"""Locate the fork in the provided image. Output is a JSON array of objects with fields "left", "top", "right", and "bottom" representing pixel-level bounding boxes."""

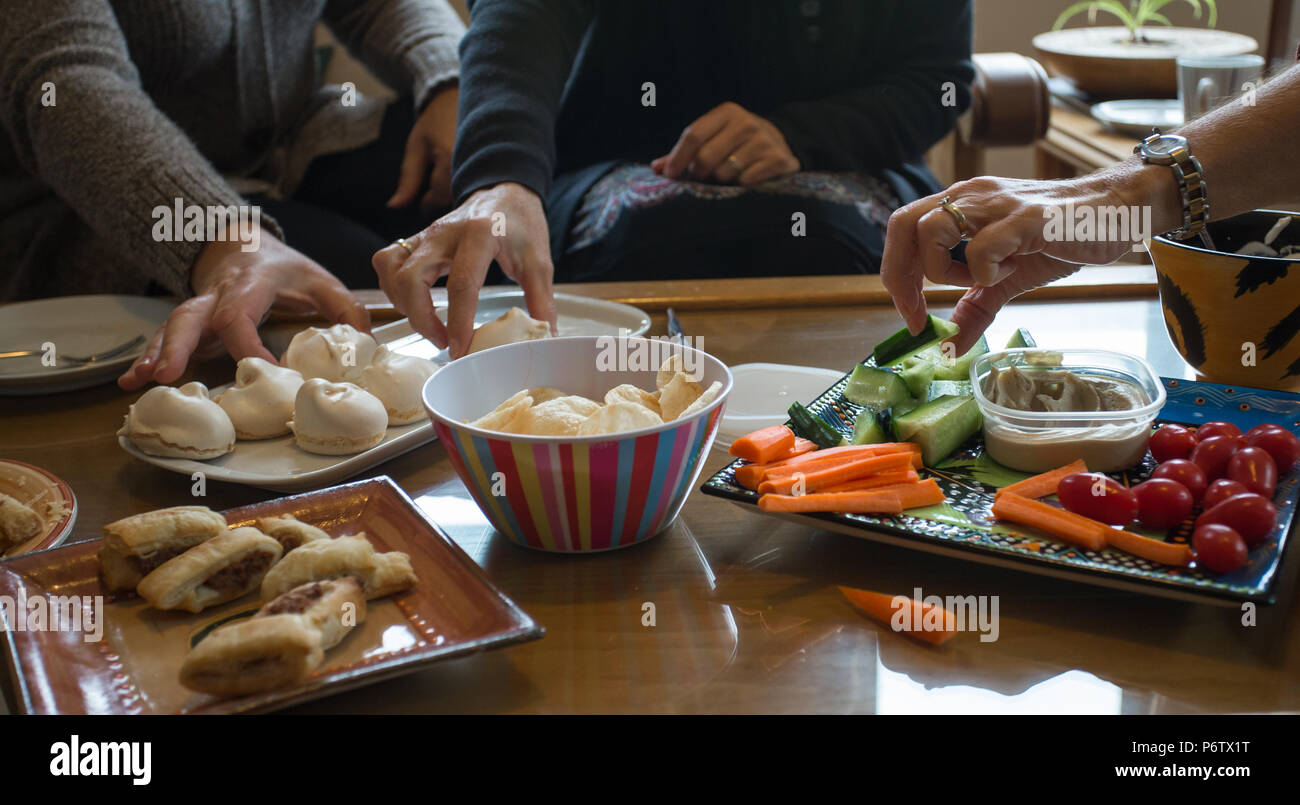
[{"left": 0, "top": 334, "right": 146, "bottom": 364}]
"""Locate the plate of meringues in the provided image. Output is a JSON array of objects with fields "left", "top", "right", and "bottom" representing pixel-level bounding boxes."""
[{"left": 116, "top": 293, "right": 651, "bottom": 492}]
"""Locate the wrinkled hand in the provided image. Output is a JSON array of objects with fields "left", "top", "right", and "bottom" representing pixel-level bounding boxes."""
[
  {"left": 880, "top": 175, "right": 1142, "bottom": 354},
  {"left": 118, "top": 235, "right": 369, "bottom": 390},
  {"left": 651, "top": 101, "right": 799, "bottom": 186},
  {"left": 387, "top": 86, "right": 459, "bottom": 214},
  {"left": 372, "top": 181, "right": 556, "bottom": 359}
]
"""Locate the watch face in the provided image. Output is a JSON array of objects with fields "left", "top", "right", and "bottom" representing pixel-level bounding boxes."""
[{"left": 1146, "top": 136, "right": 1185, "bottom": 156}]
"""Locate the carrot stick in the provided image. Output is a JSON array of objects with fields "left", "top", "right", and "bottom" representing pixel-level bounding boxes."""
[
  {"left": 868, "top": 478, "right": 947, "bottom": 510},
  {"left": 729, "top": 425, "right": 795, "bottom": 464},
  {"left": 790, "top": 437, "right": 818, "bottom": 455},
  {"left": 758, "top": 491, "right": 903, "bottom": 514},
  {"left": 995, "top": 458, "right": 1088, "bottom": 500},
  {"left": 820, "top": 469, "right": 918, "bottom": 493},
  {"left": 734, "top": 442, "right": 920, "bottom": 490},
  {"left": 991, "top": 492, "right": 1108, "bottom": 552},
  {"left": 757, "top": 453, "right": 915, "bottom": 495},
  {"left": 838, "top": 586, "right": 958, "bottom": 646},
  {"left": 733, "top": 440, "right": 818, "bottom": 489},
  {"left": 1106, "top": 529, "right": 1195, "bottom": 567},
  {"left": 762, "top": 444, "right": 919, "bottom": 480}
]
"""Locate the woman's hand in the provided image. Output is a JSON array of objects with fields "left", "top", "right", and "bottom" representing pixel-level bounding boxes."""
[
  {"left": 880, "top": 167, "right": 1177, "bottom": 354},
  {"left": 117, "top": 235, "right": 369, "bottom": 390},
  {"left": 651, "top": 102, "right": 800, "bottom": 186},
  {"left": 372, "top": 181, "right": 557, "bottom": 359},
  {"left": 387, "top": 85, "right": 459, "bottom": 214}
]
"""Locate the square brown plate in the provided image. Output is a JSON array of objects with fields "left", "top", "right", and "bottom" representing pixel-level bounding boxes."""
[{"left": 0, "top": 476, "right": 543, "bottom": 714}]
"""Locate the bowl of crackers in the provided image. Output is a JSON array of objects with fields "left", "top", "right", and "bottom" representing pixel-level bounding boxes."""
[{"left": 422, "top": 335, "right": 732, "bottom": 552}]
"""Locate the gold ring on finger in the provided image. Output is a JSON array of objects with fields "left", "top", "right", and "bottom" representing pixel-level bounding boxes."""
[
  {"left": 395, "top": 237, "right": 415, "bottom": 255},
  {"left": 726, "top": 154, "right": 745, "bottom": 174},
  {"left": 938, "top": 196, "right": 973, "bottom": 241}
]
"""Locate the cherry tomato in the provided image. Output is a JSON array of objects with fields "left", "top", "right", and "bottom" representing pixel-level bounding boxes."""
[
  {"left": 1243, "top": 424, "right": 1300, "bottom": 474},
  {"left": 1131, "top": 479, "right": 1194, "bottom": 530},
  {"left": 1203, "top": 479, "right": 1249, "bottom": 509},
  {"left": 1057, "top": 472, "right": 1139, "bottom": 525},
  {"left": 1190, "top": 435, "right": 1240, "bottom": 480},
  {"left": 1150, "top": 459, "right": 1208, "bottom": 501},
  {"left": 1149, "top": 424, "right": 1197, "bottom": 462},
  {"left": 1226, "top": 446, "right": 1278, "bottom": 498},
  {"left": 1194, "top": 421, "right": 1242, "bottom": 442},
  {"left": 1193, "top": 523, "right": 1249, "bottom": 573},
  {"left": 1196, "top": 493, "right": 1278, "bottom": 546}
]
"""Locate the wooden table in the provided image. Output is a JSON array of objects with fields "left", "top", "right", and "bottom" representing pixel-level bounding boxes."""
[{"left": 4, "top": 272, "right": 1299, "bottom": 715}]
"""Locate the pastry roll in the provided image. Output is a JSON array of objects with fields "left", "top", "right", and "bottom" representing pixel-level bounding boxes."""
[
  {"left": 0, "top": 493, "right": 43, "bottom": 551},
  {"left": 138, "top": 527, "right": 283, "bottom": 613},
  {"left": 98, "top": 505, "right": 228, "bottom": 592},
  {"left": 179, "top": 614, "right": 324, "bottom": 696},
  {"left": 255, "top": 515, "right": 331, "bottom": 553},
  {"left": 260, "top": 534, "right": 416, "bottom": 602},
  {"left": 257, "top": 577, "right": 366, "bottom": 650}
]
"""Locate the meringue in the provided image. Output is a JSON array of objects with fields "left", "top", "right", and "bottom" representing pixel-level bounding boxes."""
[
  {"left": 217, "top": 358, "right": 304, "bottom": 439},
  {"left": 119, "top": 382, "right": 236, "bottom": 460},
  {"left": 282, "top": 323, "right": 378, "bottom": 382},
  {"left": 467, "top": 307, "right": 551, "bottom": 354},
  {"left": 289, "top": 378, "right": 388, "bottom": 455},
  {"left": 358, "top": 345, "right": 437, "bottom": 425}
]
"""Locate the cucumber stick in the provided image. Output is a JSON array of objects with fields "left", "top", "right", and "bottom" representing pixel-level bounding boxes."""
[
  {"left": 787, "top": 402, "right": 845, "bottom": 449},
  {"left": 843, "top": 365, "right": 915, "bottom": 412},
  {"left": 872, "top": 315, "right": 960, "bottom": 367},
  {"left": 1005, "top": 328, "right": 1036, "bottom": 349},
  {"left": 891, "top": 395, "right": 982, "bottom": 466},
  {"left": 899, "top": 357, "right": 937, "bottom": 399},
  {"left": 850, "top": 408, "right": 892, "bottom": 445},
  {"left": 926, "top": 379, "right": 973, "bottom": 401}
]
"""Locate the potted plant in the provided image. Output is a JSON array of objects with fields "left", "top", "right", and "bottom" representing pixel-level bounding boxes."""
[{"left": 1033, "top": 0, "right": 1256, "bottom": 98}]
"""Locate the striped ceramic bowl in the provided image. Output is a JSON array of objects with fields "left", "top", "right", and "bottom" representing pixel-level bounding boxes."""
[{"left": 423, "top": 336, "right": 732, "bottom": 552}]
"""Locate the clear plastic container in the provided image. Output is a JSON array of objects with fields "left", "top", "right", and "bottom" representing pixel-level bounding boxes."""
[{"left": 970, "top": 349, "right": 1166, "bottom": 473}]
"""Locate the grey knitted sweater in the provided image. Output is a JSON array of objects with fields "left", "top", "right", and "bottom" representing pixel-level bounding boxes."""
[{"left": 0, "top": 0, "right": 464, "bottom": 300}]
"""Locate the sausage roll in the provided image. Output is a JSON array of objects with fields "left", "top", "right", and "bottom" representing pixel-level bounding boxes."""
[
  {"left": 255, "top": 514, "right": 331, "bottom": 553},
  {"left": 179, "top": 614, "right": 324, "bottom": 696},
  {"left": 259, "top": 534, "right": 416, "bottom": 602},
  {"left": 257, "top": 577, "right": 366, "bottom": 650},
  {"left": 0, "top": 493, "right": 43, "bottom": 551},
  {"left": 138, "top": 527, "right": 283, "bottom": 613},
  {"left": 98, "top": 505, "right": 228, "bottom": 592}
]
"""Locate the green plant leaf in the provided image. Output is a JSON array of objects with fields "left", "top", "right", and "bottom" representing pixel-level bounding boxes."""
[
  {"left": 1053, "top": 0, "right": 1137, "bottom": 31},
  {"left": 1141, "top": 10, "right": 1173, "bottom": 26},
  {"left": 1144, "top": 0, "right": 1217, "bottom": 27}
]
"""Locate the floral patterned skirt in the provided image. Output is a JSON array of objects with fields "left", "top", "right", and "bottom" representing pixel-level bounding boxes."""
[{"left": 559, "top": 163, "right": 902, "bottom": 282}]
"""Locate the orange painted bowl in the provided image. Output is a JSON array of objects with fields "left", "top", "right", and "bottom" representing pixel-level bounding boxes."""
[
  {"left": 422, "top": 336, "right": 732, "bottom": 552},
  {"left": 1150, "top": 209, "right": 1300, "bottom": 391}
]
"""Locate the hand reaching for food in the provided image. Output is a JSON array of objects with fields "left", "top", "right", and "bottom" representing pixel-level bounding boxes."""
[
  {"left": 117, "top": 234, "right": 370, "bottom": 391},
  {"left": 372, "top": 181, "right": 558, "bottom": 359},
  {"left": 880, "top": 168, "right": 1182, "bottom": 355},
  {"left": 650, "top": 101, "right": 800, "bottom": 186}
]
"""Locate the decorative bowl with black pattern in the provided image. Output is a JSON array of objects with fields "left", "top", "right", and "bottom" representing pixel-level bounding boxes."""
[{"left": 1150, "top": 209, "right": 1300, "bottom": 392}]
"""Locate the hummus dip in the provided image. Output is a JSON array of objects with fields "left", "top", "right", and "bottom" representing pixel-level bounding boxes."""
[{"left": 980, "top": 365, "right": 1152, "bottom": 472}]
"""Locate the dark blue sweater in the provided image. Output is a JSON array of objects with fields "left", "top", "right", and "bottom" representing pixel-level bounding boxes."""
[{"left": 452, "top": 0, "right": 974, "bottom": 254}]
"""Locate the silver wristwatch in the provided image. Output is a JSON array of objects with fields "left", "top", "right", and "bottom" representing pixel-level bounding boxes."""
[{"left": 1134, "top": 130, "right": 1209, "bottom": 241}]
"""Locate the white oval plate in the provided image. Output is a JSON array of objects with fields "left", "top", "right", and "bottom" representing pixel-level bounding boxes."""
[
  {"left": 0, "top": 459, "right": 78, "bottom": 557},
  {"left": 1090, "top": 99, "right": 1184, "bottom": 138},
  {"left": 0, "top": 295, "right": 173, "bottom": 396},
  {"left": 118, "top": 293, "right": 652, "bottom": 492},
  {"left": 715, "top": 362, "right": 845, "bottom": 451},
  {"left": 400, "top": 289, "right": 652, "bottom": 362}
]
